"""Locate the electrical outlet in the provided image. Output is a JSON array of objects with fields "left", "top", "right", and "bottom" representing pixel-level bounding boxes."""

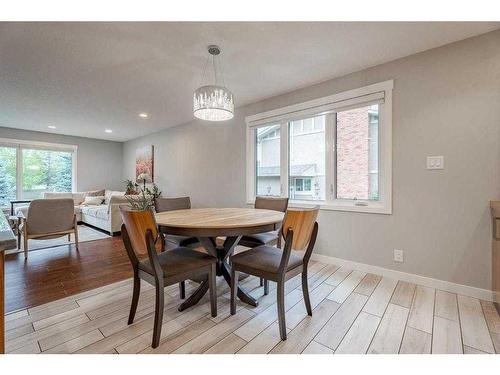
[
  {"left": 427, "top": 156, "right": 444, "bottom": 170},
  {"left": 394, "top": 249, "right": 404, "bottom": 263}
]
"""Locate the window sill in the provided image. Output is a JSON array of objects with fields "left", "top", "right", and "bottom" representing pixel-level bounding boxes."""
[{"left": 247, "top": 199, "right": 392, "bottom": 215}]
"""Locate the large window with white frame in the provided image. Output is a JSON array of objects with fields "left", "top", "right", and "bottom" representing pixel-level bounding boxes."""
[
  {"left": 246, "top": 80, "right": 393, "bottom": 214},
  {"left": 0, "top": 139, "right": 77, "bottom": 208}
]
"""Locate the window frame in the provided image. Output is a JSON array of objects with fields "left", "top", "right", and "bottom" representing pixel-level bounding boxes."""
[
  {"left": 0, "top": 138, "right": 78, "bottom": 204},
  {"left": 246, "top": 80, "right": 393, "bottom": 215}
]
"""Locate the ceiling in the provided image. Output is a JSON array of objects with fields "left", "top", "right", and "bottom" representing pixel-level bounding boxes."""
[{"left": 0, "top": 22, "right": 498, "bottom": 142}]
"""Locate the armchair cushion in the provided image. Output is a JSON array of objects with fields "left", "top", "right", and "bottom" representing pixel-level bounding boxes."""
[{"left": 81, "top": 205, "right": 109, "bottom": 220}]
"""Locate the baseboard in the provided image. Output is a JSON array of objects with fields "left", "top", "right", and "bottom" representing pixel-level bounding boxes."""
[{"left": 311, "top": 253, "right": 494, "bottom": 302}]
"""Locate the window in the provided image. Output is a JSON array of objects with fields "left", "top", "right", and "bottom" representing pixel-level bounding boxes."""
[
  {"left": 246, "top": 80, "right": 393, "bottom": 214},
  {"left": 21, "top": 148, "right": 74, "bottom": 200},
  {"left": 294, "top": 178, "right": 312, "bottom": 192},
  {"left": 289, "top": 115, "right": 325, "bottom": 201},
  {"left": 336, "top": 105, "right": 379, "bottom": 200},
  {"left": 0, "top": 147, "right": 17, "bottom": 208},
  {"left": 255, "top": 124, "right": 281, "bottom": 196},
  {"left": 0, "top": 139, "right": 77, "bottom": 208}
]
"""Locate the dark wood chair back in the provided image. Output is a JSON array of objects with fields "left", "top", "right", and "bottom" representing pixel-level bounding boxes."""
[
  {"left": 255, "top": 196, "right": 288, "bottom": 212},
  {"left": 154, "top": 197, "right": 191, "bottom": 213},
  {"left": 120, "top": 208, "right": 158, "bottom": 257}
]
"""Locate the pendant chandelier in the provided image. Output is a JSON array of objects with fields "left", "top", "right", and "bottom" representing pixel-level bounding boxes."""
[{"left": 193, "top": 45, "right": 234, "bottom": 122}]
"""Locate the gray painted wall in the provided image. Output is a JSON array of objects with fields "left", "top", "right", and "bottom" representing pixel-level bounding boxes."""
[
  {"left": 0, "top": 127, "right": 124, "bottom": 191},
  {"left": 123, "top": 30, "right": 500, "bottom": 290}
]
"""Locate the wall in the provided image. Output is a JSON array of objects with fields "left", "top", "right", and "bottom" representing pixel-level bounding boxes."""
[
  {"left": 0, "top": 127, "right": 123, "bottom": 191},
  {"left": 123, "top": 30, "right": 500, "bottom": 290}
]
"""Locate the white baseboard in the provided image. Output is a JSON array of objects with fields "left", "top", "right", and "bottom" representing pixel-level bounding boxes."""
[{"left": 311, "top": 253, "right": 494, "bottom": 302}]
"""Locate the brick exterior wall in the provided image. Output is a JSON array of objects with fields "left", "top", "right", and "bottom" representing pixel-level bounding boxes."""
[
  {"left": 336, "top": 107, "right": 370, "bottom": 200},
  {"left": 257, "top": 107, "right": 376, "bottom": 201}
]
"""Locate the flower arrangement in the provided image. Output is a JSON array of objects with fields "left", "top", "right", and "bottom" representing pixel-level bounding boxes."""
[{"left": 125, "top": 183, "right": 162, "bottom": 211}]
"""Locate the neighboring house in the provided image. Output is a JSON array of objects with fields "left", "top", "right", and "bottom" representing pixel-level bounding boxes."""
[{"left": 256, "top": 106, "right": 379, "bottom": 201}]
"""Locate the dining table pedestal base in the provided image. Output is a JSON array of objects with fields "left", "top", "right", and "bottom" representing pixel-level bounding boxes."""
[{"left": 178, "top": 236, "right": 258, "bottom": 311}]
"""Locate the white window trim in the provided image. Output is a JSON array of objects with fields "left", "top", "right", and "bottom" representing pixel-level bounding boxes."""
[
  {"left": 245, "top": 80, "right": 393, "bottom": 215},
  {"left": 0, "top": 137, "right": 78, "bottom": 197}
]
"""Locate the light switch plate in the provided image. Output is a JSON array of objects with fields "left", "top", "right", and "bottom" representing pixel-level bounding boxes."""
[{"left": 427, "top": 156, "right": 444, "bottom": 170}]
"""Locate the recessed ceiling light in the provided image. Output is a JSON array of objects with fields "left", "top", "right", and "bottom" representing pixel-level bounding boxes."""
[
  {"left": 105, "top": 129, "right": 113, "bottom": 133},
  {"left": 139, "top": 113, "right": 148, "bottom": 119},
  {"left": 48, "top": 125, "right": 56, "bottom": 129}
]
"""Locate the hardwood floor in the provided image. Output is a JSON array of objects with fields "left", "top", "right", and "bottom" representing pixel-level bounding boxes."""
[
  {"left": 5, "top": 236, "right": 132, "bottom": 313},
  {"left": 4, "top": 257, "right": 500, "bottom": 354}
]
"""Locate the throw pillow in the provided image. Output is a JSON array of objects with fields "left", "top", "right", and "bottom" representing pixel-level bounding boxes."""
[
  {"left": 86, "top": 189, "right": 106, "bottom": 197},
  {"left": 83, "top": 196, "right": 105, "bottom": 206}
]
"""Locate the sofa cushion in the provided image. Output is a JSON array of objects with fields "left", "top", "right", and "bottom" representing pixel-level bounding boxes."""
[
  {"left": 81, "top": 205, "right": 109, "bottom": 220},
  {"left": 43, "top": 192, "right": 86, "bottom": 205},
  {"left": 104, "top": 190, "right": 125, "bottom": 205},
  {"left": 44, "top": 192, "right": 73, "bottom": 199}
]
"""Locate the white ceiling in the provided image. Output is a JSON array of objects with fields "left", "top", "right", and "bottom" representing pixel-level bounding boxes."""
[{"left": 0, "top": 22, "right": 498, "bottom": 142}]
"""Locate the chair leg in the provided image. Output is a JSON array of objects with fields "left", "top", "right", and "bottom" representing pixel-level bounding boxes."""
[
  {"left": 259, "top": 277, "right": 264, "bottom": 287},
  {"left": 128, "top": 274, "right": 141, "bottom": 324},
  {"left": 209, "top": 264, "right": 217, "bottom": 318},
  {"left": 74, "top": 227, "right": 79, "bottom": 251},
  {"left": 23, "top": 234, "right": 28, "bottom": 259},
  {"left": 277, "top": 280, "right": 287, "bottom": 340},
  {"left": 264, "top": 279, "right": 269, "bottom": 295},
  {"left": 302, "top": 270, "right": 312, "bottom": 316},
  {"left": 67, "top": 233, "right": 71, "bottom": 241},
  {"left": 179, "top": 281, "right": 186, "bottom": 299},
  {"left": 230, "top": 268, "right": 239, "bottom": 315},
  {"left": 152, "top": 280, "right": 164, "bottom": 348}
]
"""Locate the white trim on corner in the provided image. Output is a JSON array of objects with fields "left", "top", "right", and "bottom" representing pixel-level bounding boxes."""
[{"left": 311, "top": 252, "right": 494, "bottom": 302}]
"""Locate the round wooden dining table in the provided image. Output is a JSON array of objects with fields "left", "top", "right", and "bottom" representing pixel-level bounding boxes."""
[{"left": 155, "top": 207, "right": 285, "bottom": 311}]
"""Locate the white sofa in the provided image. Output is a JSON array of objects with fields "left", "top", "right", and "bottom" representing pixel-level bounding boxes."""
[{"left": 16, "top": 190, "right": 138, "bottom": 235}]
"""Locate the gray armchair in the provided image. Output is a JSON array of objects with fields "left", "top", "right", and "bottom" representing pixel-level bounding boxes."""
[{"left": 19, "top": 198, "right": 78, "bottom": 258}]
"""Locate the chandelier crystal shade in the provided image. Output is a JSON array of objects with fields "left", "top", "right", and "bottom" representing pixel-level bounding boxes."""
[
  {"left": 193, "top": 85, "right": 234, "bottom": 121},
  {"left": 193, "top": 45, "right": 234, "bottom": 122}
]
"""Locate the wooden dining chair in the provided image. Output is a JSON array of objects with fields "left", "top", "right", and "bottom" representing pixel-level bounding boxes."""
[
  {"left": 238, "top": 196, "right": 289, "bottom": 295},
  {"left": 120, "top": 208, "right": 217, "bottom": 348},
  {"left": 230, "top": 206, "right": 319, "bottom": 341},
  {"left": 154, "top": 196, "right": 200, "bottom": 299}
]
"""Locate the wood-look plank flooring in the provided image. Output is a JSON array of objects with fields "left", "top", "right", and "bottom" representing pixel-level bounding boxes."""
[
  {"left": 5, "top": 255, "right": 500, "bottom": 354},
  {"left": 4, "top": 236, "right": 132, "bottom": 313}
]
